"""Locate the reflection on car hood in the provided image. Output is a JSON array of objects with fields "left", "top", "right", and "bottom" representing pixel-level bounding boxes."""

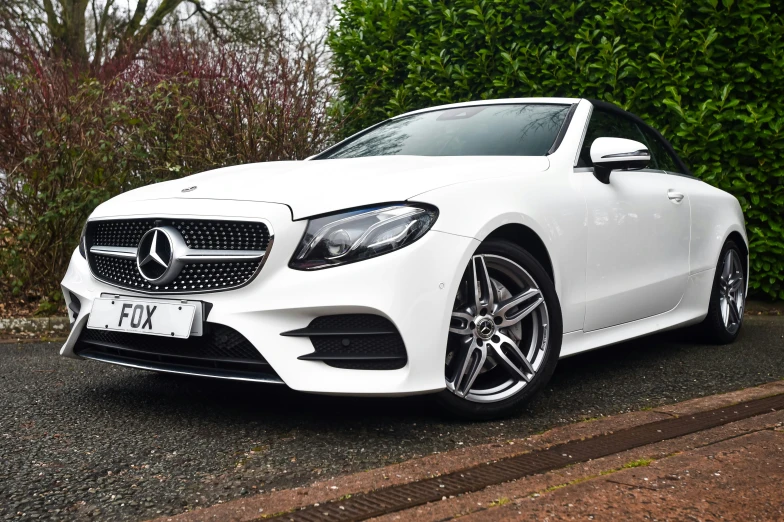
[{"left": 99, "top": 155, "right": 549, "bottom": 219}]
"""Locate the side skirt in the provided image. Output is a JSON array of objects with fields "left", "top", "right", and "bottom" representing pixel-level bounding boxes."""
[{"left": 560, "top": 268, "right": 714, "bottom": 358}]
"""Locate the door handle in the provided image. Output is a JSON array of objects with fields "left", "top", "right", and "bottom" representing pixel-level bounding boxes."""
[{"left": 667, "top": 190, "right": 685, "bottom": 203}]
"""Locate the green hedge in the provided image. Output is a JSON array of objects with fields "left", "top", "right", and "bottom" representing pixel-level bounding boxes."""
[{"left": 329, "top": 0, "right": 784, "bottom": 300}]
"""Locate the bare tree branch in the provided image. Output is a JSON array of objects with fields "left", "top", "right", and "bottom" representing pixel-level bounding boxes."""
[
  {"left": 41, "top": 0, "right": 60, "bottom": 30},
  {"left": 92, "top": 0, "right": 114, "bottom": 65},
  {"left": 184, "top": 0, "right": 226, "bottom": 39},
  {"left": 110, "top": 0, "right": 182, "bottom": 66},
  {"left": 1, "top": 0, "right": 336, "bottom": 78},
  {"left": 120, "top": 0, "right": 148, "bottom": 43}
]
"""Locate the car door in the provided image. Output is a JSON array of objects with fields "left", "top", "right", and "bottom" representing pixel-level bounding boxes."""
[{"left": 579, "top": 109, "right": 691, "bottom": 332}]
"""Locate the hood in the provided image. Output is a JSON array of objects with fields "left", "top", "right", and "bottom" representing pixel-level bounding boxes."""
[{"left": 104, "top": 155, "right": 549, "bottom": 219}]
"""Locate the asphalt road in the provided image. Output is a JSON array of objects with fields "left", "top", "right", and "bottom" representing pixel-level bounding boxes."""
[{"left": 1, "top": 315, "right": 783, "bottom": 521}]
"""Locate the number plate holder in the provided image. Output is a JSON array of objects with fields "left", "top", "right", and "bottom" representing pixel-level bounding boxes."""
[{"left": 86, "top": 294, "right": 205, "bottom": 339}]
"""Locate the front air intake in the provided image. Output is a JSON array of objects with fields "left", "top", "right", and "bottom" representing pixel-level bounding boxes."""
[
  {"left": 74, "top": 324, "right": 282, "bottom": 383},
  {"left": 281, "top": 314, "right": 408, "bottom": 370}
]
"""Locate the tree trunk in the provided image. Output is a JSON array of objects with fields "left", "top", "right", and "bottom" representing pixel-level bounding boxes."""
[{"left": 47, "top": 0, "right": 90, "bottom": 69}]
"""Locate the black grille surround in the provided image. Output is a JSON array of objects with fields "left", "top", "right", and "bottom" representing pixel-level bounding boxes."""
[
  {"left": 85, "top": 218, "right": 271, "bottom": 294},
  {"left": 74, "top": 324, "right": 282, "bottom": 383},
  {"left": 282, "top": 314, "right": 408, "bottom": 370}
]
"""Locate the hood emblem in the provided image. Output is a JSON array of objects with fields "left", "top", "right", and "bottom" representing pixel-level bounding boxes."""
[
  {"left": 181, "top": 186, "right": 197, "bottom": 193},
  {"left": 137, "top": 228, "right": 177, "bottom": 284}
]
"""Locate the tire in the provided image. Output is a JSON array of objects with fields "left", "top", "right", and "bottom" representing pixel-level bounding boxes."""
[
  {"left": 698, "top": 239, "right": 746, "bottom": 345},
  {"left": 434, "top": 239, "right": 562, "bottom": 420}
]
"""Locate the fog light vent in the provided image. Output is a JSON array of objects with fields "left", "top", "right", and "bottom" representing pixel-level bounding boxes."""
[
  {"left": 281, "top": 314, "right": 407, "bottom": 370},
  {"left": 67, "top": 291, "right": 82, "bottom": 322}
]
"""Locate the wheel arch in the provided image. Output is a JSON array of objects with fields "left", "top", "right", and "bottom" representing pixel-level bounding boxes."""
[
  {"left": 725, "top": 229, "right": 749, "bottom": 289},
  {"left": 412, "top": 174, "right": 586, "bottom": 334},
  {"left": 483, "top": 224, "right": 555, "bottom": 285}
]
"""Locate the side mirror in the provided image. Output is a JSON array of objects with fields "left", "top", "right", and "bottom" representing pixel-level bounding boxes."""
[{"left": 589, "top": 137, "right": 651, "bottom": 184}]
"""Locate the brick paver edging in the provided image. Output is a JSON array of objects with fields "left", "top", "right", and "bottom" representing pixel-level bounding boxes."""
[
  {"left": 0, "top": 316, "right": 69, "bottom": 339},
  {"left": 154, "top": 380, "right": 784, "bottom": 522}
]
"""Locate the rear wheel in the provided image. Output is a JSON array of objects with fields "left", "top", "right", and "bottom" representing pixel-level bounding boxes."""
[
  {"left": 435, "top": 239, "right": 562, "bottom": 420},
  {"left": 698, "top": 240, "right": 746, "bottom": 344}
]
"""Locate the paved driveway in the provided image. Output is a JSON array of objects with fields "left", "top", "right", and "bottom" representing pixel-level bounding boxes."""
[{"left": 1, "top": 316, "right": 783, "bottom": 521}]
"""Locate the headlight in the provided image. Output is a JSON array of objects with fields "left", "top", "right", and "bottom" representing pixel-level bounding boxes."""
[
  {"left": 78, "top": 222, "right": 88, "bottom": 259},
  {"left": 290, "top": 204, "right": 438, "bottom": 270}
]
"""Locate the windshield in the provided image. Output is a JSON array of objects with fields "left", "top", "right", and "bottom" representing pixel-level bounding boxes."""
[{"left": 319, "top": 104, "right": 572, "bottom": 159}]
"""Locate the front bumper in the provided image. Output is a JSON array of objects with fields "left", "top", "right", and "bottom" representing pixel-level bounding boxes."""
[{"left": 61, "top": 199, "right": 478, "bottom": 396}]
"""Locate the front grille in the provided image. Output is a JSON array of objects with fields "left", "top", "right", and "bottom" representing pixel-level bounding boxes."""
[
  {"left": 93, "top": 219, "right": 270, "bottom": 251},
  {"left": 85, "top": 218, "right": 270, "bottom": 294},
  {"left": 282, "top": 314, "right": 408, "bottom": 370},
  {"left": 74, "top": 325, "right": 282, "bottom": 382}
]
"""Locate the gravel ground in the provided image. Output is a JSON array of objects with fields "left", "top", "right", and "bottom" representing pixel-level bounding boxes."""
[{"left": 1, "top": 315, "right": 783, "bottom": 521}]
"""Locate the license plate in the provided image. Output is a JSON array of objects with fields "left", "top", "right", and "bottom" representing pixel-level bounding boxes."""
[{"left": 87, "top": 298, "right": 196, "bottom": 338}]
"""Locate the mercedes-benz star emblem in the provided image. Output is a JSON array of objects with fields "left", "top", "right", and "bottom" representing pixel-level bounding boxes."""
[
  {"left": 476, "top": 318, "right": 495, "bottom": 340},
  {"left": 137, "top": 228, "right": 174, "bottom": 283}
]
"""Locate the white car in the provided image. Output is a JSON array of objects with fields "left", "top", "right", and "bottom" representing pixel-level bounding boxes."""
[{"left": 60, "top": 98, "right": 748, "bottom": 418}]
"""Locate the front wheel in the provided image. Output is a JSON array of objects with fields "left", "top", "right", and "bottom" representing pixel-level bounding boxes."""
[{"left": 434, "top": 239, "right": 562, "bottom": 420}]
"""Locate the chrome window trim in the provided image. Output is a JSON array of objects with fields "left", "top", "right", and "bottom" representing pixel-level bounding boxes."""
[
  {"left": 547, "top": 102, "right": 580, "bottom": 155},
  {"left": 574, "top": 103, "right": 593, "bottom": 167}
]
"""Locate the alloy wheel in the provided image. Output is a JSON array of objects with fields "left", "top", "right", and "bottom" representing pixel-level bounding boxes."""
[
  {"left": 719, "top": 249, "right": 744, "bottom": 334},
  {"left": 446, "top": 254, "right": 550, "bottom": 403}
]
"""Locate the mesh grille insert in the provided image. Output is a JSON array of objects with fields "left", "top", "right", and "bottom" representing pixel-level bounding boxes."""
[
  {"left": 92, "top": 219, "right": 270, "bottom": 251},
  {"left": 85, "top": 218, "right": 270, "bottom": 294},
  {"left": 92, "top": 255, "right": 259, "bottom": 292}
]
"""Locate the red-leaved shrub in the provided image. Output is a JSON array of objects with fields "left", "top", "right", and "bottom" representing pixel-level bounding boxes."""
[{"left": 0, "top": 30, "right": 336, "bottom": 310}]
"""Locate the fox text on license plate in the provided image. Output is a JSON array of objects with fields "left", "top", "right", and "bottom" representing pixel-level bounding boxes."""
[{"left": 87, "top": 298, "right": 196, "bottom": 338}]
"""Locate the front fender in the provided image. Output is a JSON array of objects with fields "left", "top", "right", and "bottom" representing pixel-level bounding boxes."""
[{"left": 410, "top": 170, "right": 587, "bottom": 334}]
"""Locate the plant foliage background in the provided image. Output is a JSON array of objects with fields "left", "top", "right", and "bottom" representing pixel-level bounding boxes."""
[
  {"left": 329, "top": 0, "right": 784, "bottom": 300},
  {"left": 0, "top": 1, "right": 335, "bottom": 313}
]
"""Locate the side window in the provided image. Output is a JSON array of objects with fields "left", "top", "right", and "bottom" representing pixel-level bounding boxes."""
[
  {"left": 638, "top": 125, "right": 679, "bottom": 173},
  {"left": 578, "top": 110, "right": 646, "bottom": 167}
]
